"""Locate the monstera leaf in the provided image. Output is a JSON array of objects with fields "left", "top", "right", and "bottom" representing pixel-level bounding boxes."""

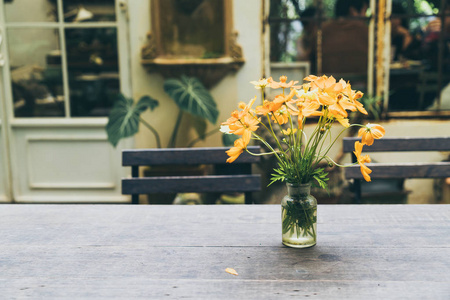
[
  {"left": 106, "top": 94, "right": 159, "bottom": 147},
  {"left": 163, "top": 76, "right": 218, "bottom": 124}
]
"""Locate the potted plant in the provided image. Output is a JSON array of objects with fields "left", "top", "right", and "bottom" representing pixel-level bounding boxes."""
[
  {"left": 106, "top": 75, "right": 219, "bottom": 149},
  {"left": 106, "top": 75, "right": 221, "bottom": 204}
]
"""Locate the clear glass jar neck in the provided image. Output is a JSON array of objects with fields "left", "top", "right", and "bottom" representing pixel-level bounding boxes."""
[{"left": 286, "top": 182, "right": 311, "bottom": 198}]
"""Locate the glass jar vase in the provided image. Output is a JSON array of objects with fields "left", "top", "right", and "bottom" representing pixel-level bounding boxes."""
[{"left": 281, "top": 183, "right": 317, "bottom": 248}]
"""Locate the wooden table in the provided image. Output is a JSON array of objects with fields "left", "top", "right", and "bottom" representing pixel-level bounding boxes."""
[{"left": 0, "top": 205, "right": 449, "bottom": 299}]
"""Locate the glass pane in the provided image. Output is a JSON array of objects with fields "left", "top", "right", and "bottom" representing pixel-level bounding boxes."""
[
  {"left": 63, "top": 0, "right": 116, "bottom": 22},
  {"left": 323, "top": 0, "right": 369, "bottom": 18},
  {"left": 270, "top": 21, "right": 309, "bottom": 63},
  {"left": 4, "top": 0, "right": 58, "bottom": 22},
  {"left": 7, "top": 28, "right": 65, "bottom": 117},
  {"left": 65, "top": 28, "right": 120, "bottom": 117},
  {"left": 158, "top": 0, "right": 225, "bottom": 58},
  {"left": 269, "top": 0, "right": 315, "bottom": 19},
  {"left": 389, "top": 15, "right": 450, "bottom": 112},
  {"left": 321, "top": 19, "right": 369, "bottom": 74}
]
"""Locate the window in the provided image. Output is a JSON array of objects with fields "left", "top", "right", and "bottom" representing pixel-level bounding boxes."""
[
  {"left": 387, "top": 0, "right": 450, "bottom": 116},
  {"left": 4, "top": 0, "right": 120, "bottom": 118},
  {"left": 267, "top": 0, "right": 450, "bottom": 117}
]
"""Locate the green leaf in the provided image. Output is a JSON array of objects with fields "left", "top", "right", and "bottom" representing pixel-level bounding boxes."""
[
  {"left": 222, "top": 133, "right": 239, "bottom": 147},
  {"left": 189, "top": 114, "right": 207, "bottom": 141},
  {"left": 106, "top": 94, "right": 159, "bottom": 147},
  {"left": 163, "top": 76, "right": 218, "bottom": 124},
  {"left": 312, "top": 168, "right": 329, "bottom": 190}
]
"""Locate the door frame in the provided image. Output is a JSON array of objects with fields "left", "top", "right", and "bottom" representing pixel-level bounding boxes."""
[{"left": 0, "top": 0, "right": 133, "bottom": 203}]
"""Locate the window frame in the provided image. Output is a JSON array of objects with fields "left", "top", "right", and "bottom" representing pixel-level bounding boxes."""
[
  {"left": 265, "top": 0, "right": 450, "bottom": 119},
  {"left": 0, "top": 0, "right": 130, "bottom": 122}
]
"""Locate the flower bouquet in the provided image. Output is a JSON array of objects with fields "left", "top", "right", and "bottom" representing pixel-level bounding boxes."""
[{"left": 221, "top": 75, "right": 385, "bottom": 248}]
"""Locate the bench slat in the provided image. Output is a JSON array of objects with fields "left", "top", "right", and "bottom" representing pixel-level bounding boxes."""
[
  {"left": 123, "top": 146, "right": 260, "bottom": 166},
  {"left": 345, "top": 162, "right": 450, "bottom": 179},
  {"left": 343, "top": 137, "right": 450, "bottom": 153},
  {"left": 122, "top": 175, "right": 261, "bottom": 194}
]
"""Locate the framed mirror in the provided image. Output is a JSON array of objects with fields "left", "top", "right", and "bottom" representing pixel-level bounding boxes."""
[{"left": 141, "top": 0, "right": 244, "bottom": 88}]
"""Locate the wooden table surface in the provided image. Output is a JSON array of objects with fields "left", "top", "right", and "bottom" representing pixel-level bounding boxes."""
[{"left": 0, "top": 204, "right": 449, "bottom": 299}]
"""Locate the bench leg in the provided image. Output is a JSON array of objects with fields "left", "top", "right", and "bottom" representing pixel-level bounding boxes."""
[
  {"left": 131, "top": 166, "right": 140, "bottom": 205},
  {"left": 245, "top": 192, "right": 253, "bottom": 205},
  {"left": 354, "top": 179, "right": 362, "bottom": 204},
  {"left": 132, "top": 194, "right": 139, "bottom": 205}
]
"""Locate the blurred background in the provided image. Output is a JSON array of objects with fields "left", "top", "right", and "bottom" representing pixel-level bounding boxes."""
[{"left": 0, "top": 0, "right": 448, "bottom": 204}]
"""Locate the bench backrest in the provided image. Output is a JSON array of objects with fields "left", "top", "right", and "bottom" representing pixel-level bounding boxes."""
[
  {"left": 343, "top": 137, "right": 450, "bottom": 203},
  {"left": 343, "top": 137, "right": 450, "bottom": 179},
  {"left": 122, "top": 146, "right": 261, "bottom": 204}
]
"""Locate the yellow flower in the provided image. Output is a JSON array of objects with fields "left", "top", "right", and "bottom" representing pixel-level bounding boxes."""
[
  {"left": 222, "top": 97, "right": 259, "bottom": 137},
  {"left": 289, "top": 98, "right": 322, "bottom": 126},
  {"left": 273, "top": 89, "right": 296, "bottom": 106},
  {"left": 303, "top": 75, "right": 319, "bottom": 81},
  {"left": 358, "top": 124, "right": 385, "bottom": 146},
  {"left": 270, "top": 76, "right": 299, "bottom": 89},
  {"left": 282, "top": 128, "right": 297, "bottom": 135},
  {"left": 353, "top": 141, "right": 372, "bottom": 182},
  {"left": 226, "top": 134, "right": 250, "bottom": 163},
  {"left": 305, "top": 75, "right": 347, "bottom": 107},
  {"left": 250, "top": 77, "right": 273, "bottom": 89},
  {"left": 272, "top": 107, "right": 289, "bottom": 125},
  {"left": 296, "top": 87, "right": 317, "bottom": 101},
  {"left": 345, "top": 84, "right": 367, "bottom": 115},
  {"left": 328, "top": 93, "right": 355, "bottom": 118},
  {"left": 238, "top": 96, "right": 256, "bottom": 115},
  {"left": 334, "top": 115, "right": 350, "bottom": 127},
  {"left": 224, "top": 74, "right": 386, "bottom": 187},
  {"left": 308, "top": 75, "right": 340, "bottom": 93},
  {"left": 228, "top": 114, "right": 259, "bottom": 136}
]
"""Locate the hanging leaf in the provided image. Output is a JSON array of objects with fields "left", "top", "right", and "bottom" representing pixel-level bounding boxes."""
[
  {"left": 222, "top": 133, "right": 239, "bottom": 146},
  {"left": 106, "top": 94, "right": 159, "bottom": 147},
  {"left": 163, "top": 76, "right": 218, "bottom": 124}
]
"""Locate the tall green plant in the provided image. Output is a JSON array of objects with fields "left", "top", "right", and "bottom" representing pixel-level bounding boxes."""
[{"left": 106, "top": 76, "right": 219, "bottom": 148}]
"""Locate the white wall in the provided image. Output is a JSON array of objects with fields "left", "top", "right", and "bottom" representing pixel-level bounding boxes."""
[{"left": 128, "top": 0, "right": 263, "bottom": 149}]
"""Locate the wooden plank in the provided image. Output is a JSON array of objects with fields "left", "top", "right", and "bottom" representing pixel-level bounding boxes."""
[
  {"left": 122, "top": 146, "right": 261, "bottom": 166},
  {"left": 2, "top": 278, "right": 449, "bottom": 299},
  {"left": 122, "top": 175, "right": 261, "bottom": 194},
  {"left": 1, "top": 205, "right": 448, "bottom": 248},
  {"left": 1, "top": 245, "right": 449, "bottom": 281},
  {"left": 344, "top": 162, "right": 450, "bottom": 179},
  {"left": 1, "top": 205, "right": 449, "bottom": 299},
  {"left": 343, "top": 137, "right": 450, "bottom": 152}
]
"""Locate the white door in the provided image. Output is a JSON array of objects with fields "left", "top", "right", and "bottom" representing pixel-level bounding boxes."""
[
  {"left": 0, "top": 0, "right": 131, "bottom": 203},
  {"left": 0, "top": 31, "right": 12, "bottom": 202}
]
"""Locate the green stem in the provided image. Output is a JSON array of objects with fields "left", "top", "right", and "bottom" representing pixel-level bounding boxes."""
[
  {"left": 246, "top": 148, "right": 281, "bottom": 156},
  {"left": 265, "top": 114, "right": 287, "bottom": 157},
  {"left": 186, "top": 127, "right": 220, "bottom": 148},
  {"left": 301, "top": 202, "right": 316, "bottom": 241},
  {"left": 168, "top": 110, "right": 183, "bottom": 148},
  {"left": 139, "top": 117, "right": 162, "bottom": 148},
  {"left": 325, "top": 156, "right": 359, "bottom": 168},
  {"left": 315, "top": 123, "right": 364, "bottom": 165},
  {"left": 252, "top": 132, "right": 283, "bottom": 163}
]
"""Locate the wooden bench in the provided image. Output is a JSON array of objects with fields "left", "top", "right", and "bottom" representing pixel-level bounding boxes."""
[
  {"left": 343, "top": 137, "right": 450, "bottom": 203},
  {"left": 122, "top": 146, "right": 261, "bottom": 204}
]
